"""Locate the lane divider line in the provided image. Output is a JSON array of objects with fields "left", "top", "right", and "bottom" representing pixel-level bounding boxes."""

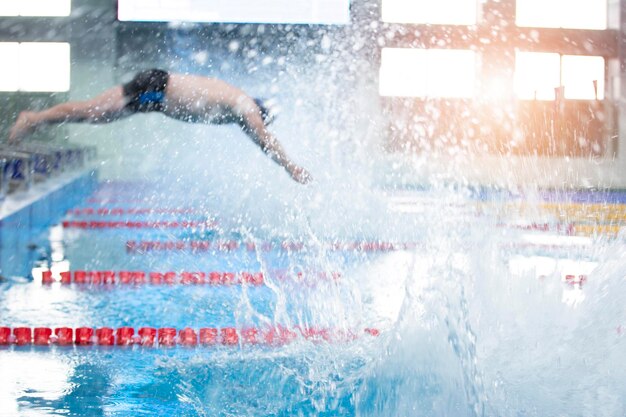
[
  {"left": 67, "top": 208, "right": 201, "bottom": 216},
  {"left": 496, "top": 222, "right": 575, "bottom": 235},
  {"left": 0, "top": 326, "right": 380, "bottom": 347},
  {"left": 62, "top": 221, "right": 217, "bottom": 230},
  {"left": 124, "top": 239, "right": 614, "bottom": 255},
  {"left": 86, "top": 199, "right": 150, "bottom": 204},
  {"left": 39, "top": 270, "right": 588, "bottom": 288},
  {"left": 40, "top": 270, "right": 341, "bottom": 286},
  {"left": 126, "top": 240, "right": 415, "bottom": 253}
]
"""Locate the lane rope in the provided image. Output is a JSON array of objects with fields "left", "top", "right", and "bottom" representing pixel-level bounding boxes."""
[
  {"left": 38, "top": 270, "right": 587, "bottom": 287},
  {"left": 67, "top": 207, "right": 200, "bottom": 216},
  {"left": 126, "top": 240, "right": 414, "bottom": 253},
  {"left": 0, "top": 326, "right": 380, "bottom": 347},
  {"left": 39, "top": 270, "right": 341, "bottom": 286},
  {"left": 62, "top": 220, "right": 217, "bottom": 230}
]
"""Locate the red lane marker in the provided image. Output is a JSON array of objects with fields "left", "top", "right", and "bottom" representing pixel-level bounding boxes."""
[
  {"left": 116, "top": 327, "right": 134, "bottom": 346},
  {"left": 96, "top": 327, "right": 115, "bottom": 346},
  {"left": 119, "top": 271, "right": 146, "bottom": 284},
  {"left": 42, "top": 271, "right": 54, "bottom": 285},
  {"left": 179, "top": 328, "right": 198, "bottom": 346},
  {"left": 0, "top": 327, "right": 10, "bottom": 344},
  {"left": 496, "top": 222, "right": 575, "bottom": 235},
  {"left": 149, "top": 272, "right": 177, "bottom": 285},
  {"left": 138, "top": 327, "right": 157, "bottom": 346},
  {"left": 221, "top": 328, "right": 238, "bottom": 345},
  {"left": 60, "top": 271, "right": 71, "bottom": 284},
  {"left": 298, "top": 327, "right": 330, "bottom": 342},
  {"left": 74, "top": 271, "right": 95, "bottom": 284},
  {"left": 0, "top": 326, "right": 381, "bottom": 347},
  {"left": 364, "top": 328, "right": 380, "bottom": 337},
  {"left": 199, "top": 328, "right": 218, "bottom": 345},
  {"left": 34, "top": 328, "right": 52, "bottom": 345},
  {"left": 14, "top": 327, "right": 32, "bottom": 346},
  {"left": 241, "top": 328, "right": 259, "bottom": 345},
  {"left": 181, "top": 272, "right": 205, "bottom": 285},
  {"left": 564, "top": 274, "right": 588, "bottom": 286},
  {"left": 55, "top": 327, "right": 73, "bottom": 345},
  {"left": 264, "top": 326, "right": 297, "bottom": 346},
  {"left": 158, "top": 328, "right": 177, "bottom": 347},
  {"left": 86, "top": 199, "right": 151, "bottom": 204},
  {"left": 75, "top": 327, "right": 94, "bottom": 345}
]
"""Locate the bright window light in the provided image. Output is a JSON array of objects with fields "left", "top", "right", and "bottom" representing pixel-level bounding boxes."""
[
  {"left": 0, "top": 42, "right": 70, "bottom": 92},
  {"left": 516, "top": 0, "right": 606, "bottom": 29},
  {"left": 380, "top": 48, "right": 475, "bottom": 98},
  {"left": 561, "top": 55, "right": 604, "bottom": 99},
  {"left": 0, "top": 43, "right": 20, "bottom": 91},
  {"left": 515, "top": 52, "right": 605, "bottom": 100},
  {"left": 382, "top": 0, "right": 476, "bottom": 25},
  {"left": 0, "top": 0, "right": 71, "bottom": 16},
  {"left": 514, "top": 51, "right": 560, "bottom": 100},
  {"left": 118, "top": 0, "right": 349, "bottom": 24},
  {"left": 19, "top": 43, "right": 70, "bottom": 92},
  {"left": 0, "top": 2, "right": 20, "bottom": 16}
]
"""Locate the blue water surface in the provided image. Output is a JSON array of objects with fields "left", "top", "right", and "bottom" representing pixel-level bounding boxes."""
[{"left": 1, "top": 177, "right": 626, "bottom": 416}]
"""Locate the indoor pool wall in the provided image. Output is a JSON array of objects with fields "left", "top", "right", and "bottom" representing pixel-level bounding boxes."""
[{"left": 0, "top": 171, "right": 97, "bottom": 280}]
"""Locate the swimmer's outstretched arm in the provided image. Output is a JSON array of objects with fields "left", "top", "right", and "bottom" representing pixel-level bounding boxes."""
[
  {"left": 239, "top": 109, "right": 312, "bottom": 184},
  {"left": 8, "top": 86, "right": 129, "bottom": 143}
]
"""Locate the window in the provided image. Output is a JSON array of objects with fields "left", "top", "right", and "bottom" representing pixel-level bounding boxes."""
[
  {"left": 0, "top": 43, "right": 20, "bottom": 91},
  {"left": 382, "top": 0, "right": 476, "bottom": 25},
  {"left": 561, "top": 55, "right": 604, "bottom": 100},
  {"left": 118, "top": 0, "right": 350, "bottom": 24},
  {"left": 516, "top": 0, "right": 606, "bottom": 29},
  {"left": 379, "top": 48, "right": 475, "bottom": 98},
  {"left": 0, "top": 42, "right": 71, "bottom": 92},
  {"left": 514, "top": 52, "right": 561, "bottom": 100},
  {"left": 0, "top": 0, "right": 71, "bottom": 17},
  {"left": 514, "top": 51, "right": 605, "bottom": 100}
]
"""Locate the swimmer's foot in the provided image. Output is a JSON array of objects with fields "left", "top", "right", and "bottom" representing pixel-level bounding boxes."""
[{"left": 8, "top": 111, "right": 39, "bottom": 144}]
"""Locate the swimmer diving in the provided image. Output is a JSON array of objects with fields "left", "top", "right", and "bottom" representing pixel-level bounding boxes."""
[{"left": 8, "top": 69, "right": 312, "bottom": 184}]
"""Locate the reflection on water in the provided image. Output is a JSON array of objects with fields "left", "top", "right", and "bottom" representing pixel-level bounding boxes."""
[{"left": 0, "top": 351, "right": 74, "bottom": 415}]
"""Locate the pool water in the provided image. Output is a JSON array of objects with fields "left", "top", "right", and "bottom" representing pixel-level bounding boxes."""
[{"left": 1, "top": 178, "right": 626, "bottom": 416}]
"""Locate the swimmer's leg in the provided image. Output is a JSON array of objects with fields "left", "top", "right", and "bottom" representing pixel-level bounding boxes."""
[{"left": 9, "top": 86, "right": 131, "bottom": 143}]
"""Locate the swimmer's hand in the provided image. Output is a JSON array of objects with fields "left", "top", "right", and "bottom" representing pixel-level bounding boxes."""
[
  {"left": 288, "top": 165, "right": 312, "bottom": 184},
  {"left": 8, "top": 111, "right": 37, "bottom": 144}
]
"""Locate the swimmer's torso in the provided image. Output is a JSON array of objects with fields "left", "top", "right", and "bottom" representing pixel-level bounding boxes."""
[
  {"left": 163, "top": 73, "right": 258, "bottom": 124},
  {"left": 122, "top": 70, "right": 258, "bottom": 125}
]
